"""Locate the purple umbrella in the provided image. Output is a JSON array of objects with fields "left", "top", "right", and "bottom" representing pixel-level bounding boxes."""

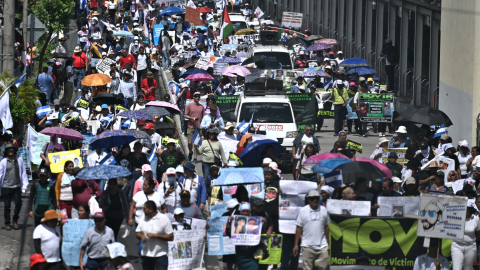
[
  {"left": 306, "top": 43, "right": 332, "bottom": 52},
  {"left": 299, "top": 70, "right": 329, "bottom": 78},
  {"left": 41, "top": 127, "right": 85, "bottom": 141},
  {"left": 186, "top": 73, "right": 214, "bottom": 81},
  {"left": 216, "top": 57, "right": 242, "bottom": 64}
]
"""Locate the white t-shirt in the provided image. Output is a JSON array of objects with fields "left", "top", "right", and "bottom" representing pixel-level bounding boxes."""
[
  {"left": 472, "top": 156, "right": 480, "bottom": 172},
  {"left": 130, "top": 104, "right": 146, "bottom": 110},
  {"left": 87, "top": 151, "right": 108, "bottom": 167},
  {"left": 137, "top": 54, "right": 148, "bottom": 71},
  {"left": 133, "top": 191, "right": 165, "bottom": 223},
  {"left": 159, "top": 180, "right": 182, "bottom": 212},
  {"left": 454, "top": 216, "right": 480, "bottom": 244},
  {"left": 136, "top": 212, "right": 173, "bottom": 257},
  {"left": 182, "top": 176, "right": 200, "bottom": 205},
  {"left": 108, "top": 1, "right": 117, "bottom": 9},
  {"left": 33, "top": 224, "right": 62, "bottom": 263},
  {"left": 66, "top": 65, "right": 76, "bottom": 83},
  {"left": 78, "top": 30, "right": 89, "bottom": 43},
  {"left": 295, "top": 205, "right": 330, "bottom": 249},
  {"left": 296, "top": 134, "right": 314, "bottom": 157}
]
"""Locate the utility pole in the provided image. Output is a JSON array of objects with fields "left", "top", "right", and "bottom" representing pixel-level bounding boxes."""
[
  {"left": 22, "top": 0, "right": 28, "bottom": 53},
  {"left": 2, "top": 0, "right": 15, "bottom": 74}
]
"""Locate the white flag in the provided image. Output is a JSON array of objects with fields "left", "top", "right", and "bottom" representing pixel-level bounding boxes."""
[
  {"left": 26, "top": 124, "right": 38, "bottom": 162},
  {"left": 0, "top": 90, "right": 13, "bottom": 133}
]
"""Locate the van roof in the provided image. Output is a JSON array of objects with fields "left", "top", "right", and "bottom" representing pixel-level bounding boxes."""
[{"left": 249, "top": 44, "right": 289, "bottom": 53}]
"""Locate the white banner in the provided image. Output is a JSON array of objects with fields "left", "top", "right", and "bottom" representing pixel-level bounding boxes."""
[
  {"left": 96, "top": 58, "right": 116, "bottom": 74},
  {"left": 278, "top": 180, "right": 317, "bottom": 234},
  {"left": 326, "top": 199, "right": 371, "bottom": 216},
  {"left": 168, "top": 230, "right": 205, "bottom": 270},
  {"left": 377, "top": 197, "right": 420, "bottom": 217},
  {"left": 281, "top": 12, "right": 303, "bottom": 29}
]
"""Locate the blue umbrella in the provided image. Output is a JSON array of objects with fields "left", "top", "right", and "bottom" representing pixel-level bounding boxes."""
[
  {"left": 182, "top": 68, "right": 210, "bottom": 76},
  {"left": 239, "top": 139, "right": 284, "bottom": 167},
  {"left": 89, "top": 130, "right": 136, "bottom": 149},
  {"left": 216, "top": 57, "right": 242, "bottom": 64},
  {"left": 312, "top": 158, "right": 352, "bottom": 174},
  {"left": 339, "top": 58, "right": 372, "bottom": 68},
  {"left": 160, "top": 6, "right": 185, "bottom": 16},
  {"left": 76, "top": 165, "right": 132, "bottom": 180},
  {"left": 346, "top": 67, "right": 377, "bottom": 75},
  {"left": 117, "top": 110, "right": 154, "bottom": 120},
  {"left": 213, "top": 167, "right": 264, "bottom": 186},
  {"left": 139, "top": 106, "right": 170, "bottom": 117}
]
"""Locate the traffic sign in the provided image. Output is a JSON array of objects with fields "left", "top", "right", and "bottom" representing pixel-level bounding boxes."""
[{"left": 19, "top": 14, "right": 47, "bottom": 43}]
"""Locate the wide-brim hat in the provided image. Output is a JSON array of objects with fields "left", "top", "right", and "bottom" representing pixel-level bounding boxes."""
[
  {"left": 41, "top": 209, "right": 63, "bottom": 222},
  {"left": 74, "top": 46, "right": 82, "bottom": 53}
]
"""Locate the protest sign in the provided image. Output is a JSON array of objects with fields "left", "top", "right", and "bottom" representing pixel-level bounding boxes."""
[
  {"left": 347, "top": 140, "right": 362, "bottom": 153},
  {"left": 33, "top": 133, "right": 51, "bottom": 165},
  {"left": 228, "top": 34, "right": 260, "bottom": 44},
  {"left": 222, "top": 183, "right": 264, "bottom": 202},
  {"left": 279, "top": 180, "right": 317, "bottom": 234},
  {"left": 96, "top": 58, "right": 116, "bottom": 74},
  {"left": 17, "top": 147, "right": 32, "bottom": 180},
  {"left": 217, "top": 135, "right": 238, "bottom": 154},
  {"left": 195, "top": 56, "right": 210, "bottom": 70},
  {"left": 207, "top": 216, "right": 235, "bottom": 255},
  {"left": 377, "top": 197, "right": 420, "bottom": 217},
  {"left": 214, "top": 96, "right": 238, "bottom": 117},
  {"left": 48, "top": 149, "right": 83, "bottom": 173},
  {"left": 281, "top": 12, "right": 303, "bottom": 29},
  {"left": 421, "top": 155, "right": 456, "bottom": 183},
  {"left": 185, "top": 7, "right": 202, "bottom": 25},
  {"left": 316, "top": 91, "right": 335, "bottom": 119},
  {"left": 330, "top": 267, "right": 385, "bottom": 270},
  {"left": 357, "top": 93, "right": 394, "bottom": 122},
  {"left": 416, "top": 194, "right": 467, "bottom": 240},
  {"left": 328, "top": 214, "right": 453, "bottom": 269},
  {"left": 287, "top": 93, "right": 316, "bottom": 131},
  {"left": 62, "top": 219, "right": 95, "bottom": 267},
  {"left": 259, "top": 234, "right": 282, "bottom": 265},
  {"left": 327, "top": 199, "right": 370, "bottom": 216},
  {"left": 231, "top": 215, "right": 263, "bottom": 246},
  {"left": 153, "top": 24, "right": 164, "bottom": 45},
  {"left": 213, "top": 62, "right": 229, "bottom": 75},
  {"left": 182, "top": 218, "right": 207, "bottom": 230},
  {"left": 283, "top": 70, "right": 303, "bottom": 88},
  {"left": 245, "top": 69, "right": 266, "bottom": 83},
  {"left": 168, "top": 230, "right": 205, "bottom": 270},
  {"left": 381, "top": 148, "right": 407, "bottom": 165},
  {"left": 81, "top": 134, "right": 95, "bottom": 167}
]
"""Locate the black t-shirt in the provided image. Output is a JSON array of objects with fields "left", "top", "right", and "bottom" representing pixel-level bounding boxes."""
[
  {"left": 386, "top": 162, "right": 403, "bottom": 179},
  {"left": 123, "top": 0, "right": 132, "bottom": 10},
  {"left": 115, "top": 154, "right": 132, "bottom": 171},
  {"left": 263, "top": 180, "right": 279, "bottom": 231},
  {"left": 160, "top": 150, "right": 185, "bottom": 168},
  {"left": 76, "top": 17, "right": 89, "bottom": 31},
  {"left": 130, "top": 154, "right": 149, "bottom": 170},
  {"left": 14, "top": 49, "right": 21, "bottom": 59}
]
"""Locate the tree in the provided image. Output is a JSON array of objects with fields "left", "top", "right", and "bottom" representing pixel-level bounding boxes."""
[{"left": 31, "top": 0, "right": 74, "bottom": 73}]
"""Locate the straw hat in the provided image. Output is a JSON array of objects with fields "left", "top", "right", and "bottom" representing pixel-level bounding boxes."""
[{"left": 41, "top": 209, "right": 63, "bottom": 222}]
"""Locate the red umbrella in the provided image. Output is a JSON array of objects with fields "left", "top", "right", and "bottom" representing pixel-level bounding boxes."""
[
  {"left": 304, "top": 153, "right": 348, "bottom": 165},
  {"left": 198, "top": 7, "right": 213, "bottom": 13},
  {"left": 353, "top": 157, "right": 392, "bottom": 178},
  {"left": 146, "top": 101, "right": 181, "bottom": 114}
]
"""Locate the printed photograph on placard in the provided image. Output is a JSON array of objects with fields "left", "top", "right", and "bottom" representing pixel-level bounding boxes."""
[
  {"left": 341, "top": 209, "right": 352, "bottom": 216},
  {"left": 271, "top": 235, "right": 282, "bottom": 248},
  {"left": 231, "top": 216, "right": 263, "bottom": 246},
  {"left": 392, "top": 206, "right": 404, "bottom": 217}
]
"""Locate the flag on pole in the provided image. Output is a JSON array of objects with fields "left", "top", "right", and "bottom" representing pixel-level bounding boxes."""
[
  {"left": 148, "top": 143, "right": 157, "bottom": 163},
  {"left": 99, "top": 153, "right": 117, "bottom": 165},
  {"left": 237, "top": 120, "right": 249, "bottom": 135},
  {"left": 26, "top": 124, "right": 38, "bottom": 162},
  {"left": 14, "top": 74, "right": 26, "bottom": 88},
  {"left": 36, "top": 106, "right": 52, "bottom": 117},
  {"left": 191, "top": 129, "right": 202, "bottom": 146},
  {"left": 0, "top": 90, "right": 13, "bottom": 133},
  {"left": 249, "top": 113, "right": 254, "bottom": 128},
  {"left": 432, "top": 124, "right": 447, "bottom": 139},
  {"left": 220, "top": 5, "right": 234, "bottom": 42},
  {"left": 324, "top": 170, "right": 343, "bottom": 186}
]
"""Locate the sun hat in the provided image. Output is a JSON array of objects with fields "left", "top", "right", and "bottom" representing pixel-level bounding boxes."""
[
  {"left": 41, "top": 209, "right": 63, "bottom": 222},
  {"left": 395, "top": 126, "right": 407, "bottom": 133}
]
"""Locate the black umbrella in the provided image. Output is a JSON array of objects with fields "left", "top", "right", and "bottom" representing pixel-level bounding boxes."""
[
  {"left": 92, "top": 93, "right": 124, "bottom": 105},
  {"left": 126, "top": 130, "right": 151, "bottom": 142},
  {"left": 333, "top": 161, "right": 387, "bottom": 185},
  {"left": 139, "top": 106, "right": 169, "bottom": 117},
  {"left": 285, "top": 37, "right": 309, "bottom": 50},
  {"left": 304, "top": 35, "right": 324, "bottom": 41},
  {"left": 154, "top": 121, "right": 173, "bottom": 130},
  {"left": 50, "top": 52, "right": 69, "bottom": 59},
  {"left": 395, "top": 106, "right": 453, "bottom": 127},
  {"left": 241, "top": 55, "right": 267, "bottom": 66}
]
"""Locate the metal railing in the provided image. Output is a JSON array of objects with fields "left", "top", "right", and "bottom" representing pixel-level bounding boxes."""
[
  {"left": 401, "top": 69, "right": 413, "bottom": 99},
  {"left": 376, "top": 57, "right": 385, "bottom": 82},
  {"left": 420, "top": 79, "right": 429, "bottom": 105}
]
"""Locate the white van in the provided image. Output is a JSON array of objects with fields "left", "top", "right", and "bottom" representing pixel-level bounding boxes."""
[{"left": 246, "top": 44, "right": 293, "bottom": 69}]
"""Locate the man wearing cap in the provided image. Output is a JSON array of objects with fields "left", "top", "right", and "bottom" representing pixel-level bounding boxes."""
[
  {"left": 390, "top": 126, "right": 411, "bottom": 148},
  {"left": 142, "top": 122, "right": 162, "bottom": 179},
  {"left": 28, "top": 168, "right": 57, "bottom": 227},
  {"left": 136, "top": 200, "right": 174, "bottom": 270},
  {"left": 178, "top": 162, "right": 207, "bottom": 211},
  {"left": 332, "top": 79, "right": 349, "bottom": 136},
  {"left": 293, "top": 190, "right": 330, "bottom": 270},
  {"left": 403, "top": 177, "right": 420, "bottom": 197},
  {"left": 290, "top": 76, "right": 305, "bottom": 94},
  {"left": 185, "top": 91, "right": 205, "bottom": 161},
  {"left": 172, "top": 208, "right": 191, "bottom": 230},
  {"left": 118, "top": 70, "right": 137, "bottom": 108},
  {"left": 160, "top": 167, "right": 183, "bottom": 213},
  {"left": 0, "top": 143, "right": 28, "bottom": 230},
  {"left": 177, "top": 190, "right": 204, "bottom": 219},
  {"left": 141, "top": 71, "right": 158, "bottom": 101},
  {"left": 33, "top": 210, "right": 63, "bottom": 268},
  {"left": 251, "top": 196, "right": 273, "bottom": 237},
  {"left": 386, "top": 152, "right": 403, "bottom": 179},
  {"left": 72, "top": 45, "right": 88, "bottom": 90},
  {"left": 80, "top": 212, "right": 115, "bottom": 270},
  {"left": 159, "top": 138, "right": 186, "bottom": 176},
  {"left": 89, "top": 17, "right": 103, "bottom": 38}
]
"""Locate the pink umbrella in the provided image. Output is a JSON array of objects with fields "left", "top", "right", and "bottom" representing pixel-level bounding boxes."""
[
  {"left": 222, "top": 65, "right": 252, "bottom": 77},
  {"left": 185, "top": 74, "right": 214, "bottom": 81},
  {"left": 354, "top": 157, "right": 392, "bottom": 178},
  {"left": 146, "top": 101, "right": 181, "bottom": 113},
  {"left": 304, "top": 152, "right": 348, "bottom": 165},
  {"left": 41, "top": 127, "right": 85, "bottom": 141}
]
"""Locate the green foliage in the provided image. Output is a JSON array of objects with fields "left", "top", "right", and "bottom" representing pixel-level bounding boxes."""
[
  {"left": 0, "top": 72, "right": 39, "bottom": 133},
  {"left": 35, "top": 36, "right": 58, "bottom": 72}
]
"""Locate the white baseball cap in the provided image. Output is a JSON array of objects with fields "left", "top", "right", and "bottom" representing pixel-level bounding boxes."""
[
  {"left": 338, "top": 51, "right": 343, "bottom": 54},
  {"left": 325, "top": 65, "right": 332, "bottom": 69},
  {"left": 166, "top": 167, "right": 176, "bottom": 175},
  {"left": 174, "top": 208, "right": 184, "bottom": 215}
]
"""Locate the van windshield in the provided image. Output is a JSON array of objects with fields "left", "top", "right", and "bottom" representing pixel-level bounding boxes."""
[
  {"left": 239, "top": 103, "right": 293, "bottom": 123},
  {"left": 254, "top": 52, "right": 292, "bottom": 69},
  {"left": 232, "top": 21, "right": 248, "bottom": 31}
]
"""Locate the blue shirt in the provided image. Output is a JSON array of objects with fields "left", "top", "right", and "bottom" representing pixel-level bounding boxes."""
[
  {"left": 390, "top": 136, "right": 411, "bottom": 148},
  {"left": 37, "top": 73, "right": 54, "bottom": 93},
  {"left": 198, "top": 33, "right": 205, "bottom": 46},
  {"left": 290, "top": 85, "right": 299, "bottom": 93},
  {"left": 200, "top": 114, "right": 225, "bottom": 130}
]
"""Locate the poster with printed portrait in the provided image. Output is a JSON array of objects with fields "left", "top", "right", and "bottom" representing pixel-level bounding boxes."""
[{"left": 231, "top": 215, "right": 263, "bottom": 246}]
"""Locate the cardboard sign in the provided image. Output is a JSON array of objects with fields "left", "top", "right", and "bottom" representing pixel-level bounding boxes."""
[
  {"left": 259, "top": 234, "right": 282, "bottom": 264},
  {"left": 231, "top": 215, "right": 263, "bottom": 246},
  {"left": 96, "top": 58, "right": 116, "bottom": 74},
  {"left": 185, "top": 7, "right": 202, "bottom": 25},
  {"left": 48, "top": 149, "right": 83, "bottom": 173}
]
